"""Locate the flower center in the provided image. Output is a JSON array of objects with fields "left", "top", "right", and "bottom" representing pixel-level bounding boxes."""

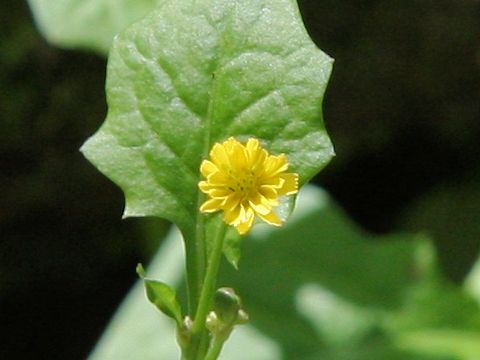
[{"left": 228, "top": 170, "right": 257, "bottom": 199}]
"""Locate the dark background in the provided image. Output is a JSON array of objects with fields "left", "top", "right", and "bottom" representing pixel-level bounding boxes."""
[{"left": 1, "top": 0, "right": 479, "bottom": 358}]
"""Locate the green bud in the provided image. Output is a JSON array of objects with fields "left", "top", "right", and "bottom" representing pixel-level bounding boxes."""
[
  {"left": 176, "top": 316, "right": 192, "bottom": 350},
  {"left": 213, "top": 287, "right": 241, "bottom": 325},
  {"left": 136, "top": 263, "right": 146, "bottom": 278},
  {"left": 236, "top": 309, "right": 249, "bottom": 325},
  {"left": 206, "top": 311, "right": 219, "bottom": 333}
]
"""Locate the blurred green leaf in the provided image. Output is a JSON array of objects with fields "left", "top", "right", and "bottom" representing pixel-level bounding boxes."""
[
  {"left": 223, "top": 229, "right": 242, "bottom": 269},
  {"left": 386, "top": 281, "right": 480, "bottom": 333},
  {"left": 137, "top": 264, "right": 183, "bottom": 325},
  {"left": 28, "top": 0, "right": 161, "bottom": 54},
  {"left": 295, "top": 283, "right": 378, "bottom": 348},
  {"left": 309, "top": 340, "right": 442, "bottom": 360},
  {"left": 465, "top": 257, "right": 480, "bottom": 305},
  {"left": 89, "top": 230, "right": 184, "bottom": 360},
  {"left": 89, "top": 186, "right": 436, "bottom": 359},
  {"left": 384, "top": 267, "right": 480, "bottom": 360},
  {"left": 400, "top": 172, "right": 480, "bottom": 281},
  {"left": 220, "top": 186, "right": 429, "bottom": 357},
  {"left": 395, "top": 330, "right": 480, "bottom": 360},
  {"left": 89, "top": 228, "right": 282, "bottom": 360},
  {"left": 81, "top": 0, "right": 333, "bottom": 247}
]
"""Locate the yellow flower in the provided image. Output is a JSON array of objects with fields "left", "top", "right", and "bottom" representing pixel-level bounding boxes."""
[{"left": 198, "top": 137, "right": 299, "bottom": 234}]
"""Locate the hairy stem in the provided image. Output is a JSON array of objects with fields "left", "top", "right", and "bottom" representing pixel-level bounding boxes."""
[
  {"left": 188, "top": 192, "right": 208, "bottom": 315},
  {"left": 204, "top": 336, "right": 225, "bottom": 360},
  {"left": 189, "top": 220, "right": 227, "bottom": 360}
]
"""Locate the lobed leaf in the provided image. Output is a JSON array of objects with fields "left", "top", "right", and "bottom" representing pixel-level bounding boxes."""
[
  {"left": 89, "top": 186, "right": 448, "bottom": 360},
  {"left": 81, "top": 0, "right": 334, "bottom": 242}
]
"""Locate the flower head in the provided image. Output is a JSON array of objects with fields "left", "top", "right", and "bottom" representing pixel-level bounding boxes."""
[{"left": 199, "top": 137, "right": 298, "bottom": 234}]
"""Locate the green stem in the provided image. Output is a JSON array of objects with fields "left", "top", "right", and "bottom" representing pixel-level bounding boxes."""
[
  {"left": 185, "top": 232, "right": 203, "bottom": 316},
  {"left": 196, "top": 332, "right": 210, "bottom": 360},
  {"left": 188, "top": 192, "right": 208, "bottom": 315},
  {"left": 186, "top": 67, "right": 220, "bottom": 358},
  {"left": 191, "top": 220, "right": 227, "bottom": 359},
  {"left": 187, "top": 66, "right": 217, "bottom": 316},
  {"left": 204, "top": 336, "right": 226, "bottom": 360},
  {"left": 193, "top": 221, "right": 227, "bottom": 333}
]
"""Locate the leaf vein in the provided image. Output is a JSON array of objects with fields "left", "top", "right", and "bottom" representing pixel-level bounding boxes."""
[
  {"left": 135, "top": 105, "right": 197, "bottom": 181},
  {"left": 106, "top": 127, "right": 191, "bottom": 222},
  {"left": 116, "top": 44, "right": 199, "bottom": 178},
  {"left": 225, "top": 88, "right": 280, "bottom": 134},
  {"left": 154, "top": 54, "right": 204, "bottom": 120}
]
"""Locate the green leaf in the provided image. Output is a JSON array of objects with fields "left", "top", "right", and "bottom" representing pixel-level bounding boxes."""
[
  {"left": 89, "top": 228, "right": 282, "bottom": 360},
  {"left": 465, "top": 256, "right": 480, "bottom": 305},
  {"left": 81, "top": 0, "right": 334, "bottom": 244},
  {"left": 28, "top": 0, "right": 161, "bottom": 54},
  {"left": 386, "top": 281, "right": 480, "bottom": 333},
  {"left": 223, "top": 229, "right": 242, "bottom": 269},
  {"left": 395, "top": 330, "right": 480, "bottom": 360},
  {"left": 399, "top": 171, "right": 480, "bottom": 281},
  {"left": 137, "top": 263, "right": 183, "bottom": 325},
  {"left": 295, "top": 283, "right": 379, "bottom": 348},
  {"left": 144, "top": 279, "right": 183, "bottom": 325},
  {"left": 89, "top": 186, "right": 480, "bottom": 360},
  {"left": 220, "top": 186, "right": 431, "bottom": 358},
  {"left": 310, "top": 340, "right": 441, "bottom": 360},
  {"left": 88, "top": 186, "right": 433, "bottom": 359}
]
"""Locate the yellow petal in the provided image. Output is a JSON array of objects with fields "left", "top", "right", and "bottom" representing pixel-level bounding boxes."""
[
  {"left": 238, "top": 203, "right": 247, "bottom": 222},
  {"left": 209, "top": 188, "right": 230, "bottom": 198},
  {"left": 200, "top": 198, "right": 224, "bottom": 213},
  {"left": 248, "top": 194, "right": 272, "bottom": 215},
  {"left": 210, "top": 142, "right": 230, "bottom": 167},
  {"left": 235, "top": 208, "right": 255, "bottom": 234},
  {"left": 278, "top": 173, "right": 298, "bottom": 195},
  {"left": 251, "top": 149, "right": 267, "bottom": 172},
  {"left": 229, "top": 140, "right": 248, "bottom": 170},
  {"left": 246, "top": 138, "right": 260, "bottom": 154},
  {"left": 198, "top": 181, "right": 215, "bottom": 193},
  {"left": 264, "top": 154, "right": 288, "bottom": 175},
  {"left": 224, "top": 193, "right": 241, "bottom": 211},
  {"left": 200, "top": 160, "right": 218, "bottom": 178},
  {"left": 259, "top": 185, "right": 278, "bottom": 200},
  {"left": 258, "top": 211, "right": 282, "bottom": 226},
  {"left": 261, "top": 176, "right": 284, "bottom": 188},
  {"left": 208, "top": 171, "right": 230, "bottom": 185},
  {"left": 224, "top": 204, "right": 242, "bottom": 225},
  {"left": 223, "top": 137, "right": 239, "bottom": 153}
]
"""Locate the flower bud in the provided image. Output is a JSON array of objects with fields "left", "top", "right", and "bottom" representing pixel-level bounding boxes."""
[
  {"left": 176, "top": 316, "right": 192, "bottom": 350},
  {"left": 213, "top": 287, "right": 242, "bottom": 325},
  {"left": 236, "top": 309, "right": 249, "bottom": 325},
  {"left": 206, "top": 311, "right": 219, "bottom": 333}
]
